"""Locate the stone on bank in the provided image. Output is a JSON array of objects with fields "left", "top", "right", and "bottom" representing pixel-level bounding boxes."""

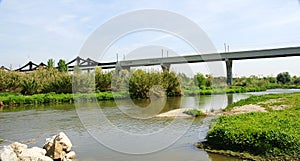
[{"left": 0, "top": 132, "right": 76, "bottom": 161}]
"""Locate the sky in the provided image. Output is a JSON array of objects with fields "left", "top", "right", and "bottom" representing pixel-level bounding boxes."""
[{"left": 1, "top": 0, "right": 300, "bottom": 77}]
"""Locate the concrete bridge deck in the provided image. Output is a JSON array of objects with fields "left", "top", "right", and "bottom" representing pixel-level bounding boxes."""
[
  {"left": 117, "top": 46, "right": 300, "bottom": 85},
  {"left": 9, "top": 46, "right": 300, "bottom": 85}
]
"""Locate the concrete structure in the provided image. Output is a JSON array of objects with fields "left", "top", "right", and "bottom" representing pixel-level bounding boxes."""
[
  {"left": 9, "top": 46, "right": 300, "bottom": 85},
  {"left": 117, "top": 46, "right": 300, "bottom": 85}
]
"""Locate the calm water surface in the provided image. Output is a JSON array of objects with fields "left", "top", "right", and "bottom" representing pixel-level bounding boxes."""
[{"left": 1, "top": 89, "right": 298, "bottom": 161}]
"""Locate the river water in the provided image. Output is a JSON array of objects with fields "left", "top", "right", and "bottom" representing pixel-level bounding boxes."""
[{"left": 0, "top": 89, "right": 299, "bottom": 161}]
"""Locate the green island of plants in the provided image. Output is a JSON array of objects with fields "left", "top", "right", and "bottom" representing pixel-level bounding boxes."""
[
  {"left": 183, "top": 109, "right": 204, "bottom": 117},
  {"left": 199, "top": 92, "right": 300, "bottom": 160}
]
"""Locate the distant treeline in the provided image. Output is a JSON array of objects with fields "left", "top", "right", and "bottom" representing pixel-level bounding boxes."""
[{"left": 1, "top": 59, "right": 300, "bottom": 99}]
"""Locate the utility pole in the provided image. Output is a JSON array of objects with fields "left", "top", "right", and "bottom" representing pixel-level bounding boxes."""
[
  {"left": 224, "top": 43, "right": 227, "bottom": 52},
  {"left": 161, "top": 49, "right": 164, "bottom": 58},
  {"left": 116, "top": 53, "right": 119, "bottom": 62}
]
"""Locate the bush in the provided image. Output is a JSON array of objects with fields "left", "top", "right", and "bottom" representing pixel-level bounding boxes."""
[{"left": 276, "top": 72, "right": 291, "bottom": 84}]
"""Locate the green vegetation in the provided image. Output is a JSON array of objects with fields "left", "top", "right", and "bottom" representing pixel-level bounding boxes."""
[
  {"left": 232, "top": 73, "right": 300, "bottom": 89},
  {"left": 184, "top": 86, "right": 267, "bottom": 96},
  {"left": 0, "top": 92, "right": 127, "bottom": 106},
  {"left": 0, "top": 139, "right": 4, "bottom": 144},
  {"left": 183, "top": 109, "right": 204, "bottom": 117},
  {"left": 1, "top": 60, "right": 300, "bottom": 106},
  {"left": 276, "top": 72, "right": 291, "bottom": 84},
  {"left": 127, "top": 70, "right": 181, "bottom": 98},
  {"left": 57, "top": 59, "right": 68, "bottom": 72},
  {"left": 202, "top": 93, "right": 300, "bottom": 160}
]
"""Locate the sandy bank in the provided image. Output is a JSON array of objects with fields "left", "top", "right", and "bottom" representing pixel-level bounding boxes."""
[{"left": 156, "top": 108, "right": 195, "bottom": 117}]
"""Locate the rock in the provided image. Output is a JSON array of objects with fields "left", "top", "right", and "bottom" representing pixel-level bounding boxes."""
[
  {"left": 65, "top": 151, "right": 76, "bottom": 159},
  {"left": 0, "top": 146, "right": 18, "bottom": 161},
  {"left": 44, "top": 135, "right": 56, "bottom": 158},
  {"left": 0, "top": 132, "right": 75, "bottom": 161},
  {"left": 53, "top": 141, "right": 66, "bottom": 160},
  {"left": 43, "top": 132, "right": 75, "bottom": 161},
  {"left": 0, "top": 142, "right": 53, "bottom": 161},
  {"left": 31, "top": 146, "right": 47, "bottom": 156},
  {"left": 55, "top": 132, "right": 72, "bottom": 152}
]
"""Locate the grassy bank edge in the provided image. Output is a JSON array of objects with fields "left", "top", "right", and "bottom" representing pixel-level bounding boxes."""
[
  {"left": 196, "top": 142, "right": 263, "bottom": 161},
  {"left": 0, "top": 92, "right": 128, "bottom": 106},
  {"left": 198, "top": 93, "right": 300, "bottom": 161},
  {"left": 183, "top": 86, "right": 267, "bottom": 96},
  {"left": 0, "top": 86, "right": 267, "bottom": 106}
]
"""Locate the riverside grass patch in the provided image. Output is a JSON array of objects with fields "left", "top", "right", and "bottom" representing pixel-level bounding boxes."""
[
  {"left": 183, "top": 86, "right": 267, "bottom": 96},
  {"left": 0, "top": 92, "right": 128, "bottom": 105},
  {"left": 225, "top": 92, "right": 300, "bottom": 111},
  {"left": 205, "top": 93, "right": 300, "bottom": 160},
  {"left": 183, "top": 109, "right": 204, "bottom": 117}
]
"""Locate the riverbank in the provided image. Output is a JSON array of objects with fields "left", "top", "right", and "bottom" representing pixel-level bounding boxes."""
[
  {"left": 0, "top": 87, "right": 267, "bottom": 106},
  {"left": 198, "top": 93, "right": 300, "bottom": 160},
  {"left": 0, "top": 92, "right": 127, "bottom": 106},
  {"left": 184, "top": 86, "right": 267, "bottom": 96}
]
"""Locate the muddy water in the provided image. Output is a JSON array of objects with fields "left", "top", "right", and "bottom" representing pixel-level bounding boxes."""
[{"left": 2, "top": 90, "right": 295, "bottom": 160}]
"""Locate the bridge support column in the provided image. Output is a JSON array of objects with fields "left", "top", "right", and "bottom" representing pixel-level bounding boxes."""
[
  {"left": 161, "top": 63, "right": 171, "bottom": 72},
  {"left": 122, "top": 66, "right": 131, "bottom": 72},
  {"left": 115, "top": 63, "right": 121, "bottom": 76},
  {"left": 227, "top": 94, "right": 233, "bottom": 105},
  {"left": 115, "top": 63, "right": 130, "bottom": 76},
  {"left": 226, "top": 59, "right": 233, "bottom": 85}
]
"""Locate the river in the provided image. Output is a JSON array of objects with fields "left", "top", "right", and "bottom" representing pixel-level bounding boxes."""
[{"left": 1, "top": 89, "right": 299, "bottom": 161}]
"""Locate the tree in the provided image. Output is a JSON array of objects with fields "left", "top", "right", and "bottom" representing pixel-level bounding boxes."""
[
  {"left": 293, "top": 77, "right": 300, "bottom": 85},
  {"left": 47, "top": 59, "right": 55, "bottom": 70},
  {"left": 194, "top": 73, "right": 206, "bottom": 88},
  {"left": 95, "top": 66, "right": 112, "bottom": 92},
  {"left": 205, "top": 74, "right": 213, "bottom": 87},
  {"left": 276, "top": 72, "right": 291, "bottom": 84},
  {"left": 58, "top": 59, "right": 68, "bottom": 72}
]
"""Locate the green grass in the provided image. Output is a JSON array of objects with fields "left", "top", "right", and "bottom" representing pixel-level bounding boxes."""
[
  {"left": 0, "top": 92, "right": 128, "bottom": 106},
  {"left": 224, "top": 92, "right": 300, "bottom": 111},
  {"left": 183, "top": 109, "right": 204, "bottom": 117},
  {"left": 204, "top": 93, "right": 300, "bottom": 160},
  {"left": 184, "top": 87, "right": 267, "bottom": 96}
]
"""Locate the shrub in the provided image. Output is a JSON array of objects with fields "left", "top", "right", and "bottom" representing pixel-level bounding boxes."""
[{"left": 276, "top": 72, "right": 291, "bottom": 84}]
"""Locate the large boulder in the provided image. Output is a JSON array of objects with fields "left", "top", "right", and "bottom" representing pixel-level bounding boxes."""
[
  {"left": 0, "top": 146, "right": 18, "bottom": 161},
  {"left": 0, "top": 132, "right": 75, "bottom": 161},
  {"left": 43, "top": 132, "right": 75, "bottom": 161},
  {"left": 0, "top": 142, "right": 53, "bottom": 161}
]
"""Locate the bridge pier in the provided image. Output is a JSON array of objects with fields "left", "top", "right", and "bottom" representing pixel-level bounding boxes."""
[
  {"left": 226, "top": 59, "right": 233, "bottom": 85},
  {"left": 122, "top": 66, "right": 131, "bottom": 72},
  {"left": 115, "top": 63, "right": 130, "bottom": 75},
  {"left": 161, "top": 63, "right": 171, "bottom": 72}
]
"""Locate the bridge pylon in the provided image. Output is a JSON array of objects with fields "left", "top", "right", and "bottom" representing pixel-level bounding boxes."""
[
  {"left": 226, "top": 59, "right": 233, "bottom": 85},
  {"left": 161, "top": 63, "right": 170, "bottom": 72}
]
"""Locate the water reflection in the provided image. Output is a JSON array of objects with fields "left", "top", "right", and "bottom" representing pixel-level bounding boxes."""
[
  {"left": 227, "top": 94, "right": 233, "bottom": 105},
  {"left": 208, "top": 152, "right": 241, "bottom": 161}
]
